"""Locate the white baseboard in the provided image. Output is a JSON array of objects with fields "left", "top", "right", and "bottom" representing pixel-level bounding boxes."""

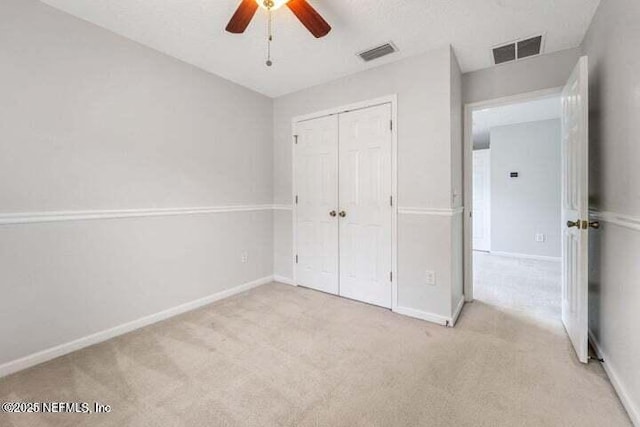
[
  {"left": 0, "top": 276, "right": 273, "bottom": 378},
  {"left": 273, "top": 275, "right": 297, "bottom": 286},
  {"left": 393, "top": 306, "right": 451, "bottom": 326},
  {"left": 451, "top": 296, "right": 466, "bottom": 327},
  {"left": 589, "top": 330, "right": 640, "bottom": 426},
  {"left": 490, "top": 251, "right": 561, "bottom": 262}
]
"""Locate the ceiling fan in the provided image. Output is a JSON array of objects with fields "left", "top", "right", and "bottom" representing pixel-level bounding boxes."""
[{"left": 226, "top": 0, "right": 331, "bottom": 38}]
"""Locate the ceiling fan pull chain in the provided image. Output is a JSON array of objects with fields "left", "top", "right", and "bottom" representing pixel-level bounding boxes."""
[{"left": 266, "top": 9, "right": 273, "bottom": 67}]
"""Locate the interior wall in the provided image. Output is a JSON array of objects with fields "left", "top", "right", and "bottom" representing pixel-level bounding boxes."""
[
  {"left": 582, "top": 0, "right": 640, "bottom": 423},
  {"left": 489, "top": 120, "right": 561, "bottom": 258},
  {"left": 0, "top": 0, "right": 273, "bottom": 367},
  {"left": 450, "top": 50, "right": 464, "bottom": 312},
  {"left": 462, "top": 48, "right": 582, "bottom": 104},
  {"left": 273, "top": 47, "right": 463, "bottom": 319}
]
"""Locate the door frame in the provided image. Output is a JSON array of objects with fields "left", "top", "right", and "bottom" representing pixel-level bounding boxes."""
[
  {"left": 291, "top": 95, "right": 399, "bottom": 309},
  {"left": 463, "top": 87, "right": 562, "bottom": 302}
]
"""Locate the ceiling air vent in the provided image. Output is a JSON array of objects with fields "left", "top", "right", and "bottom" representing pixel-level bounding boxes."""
[
  {"left": 358, "top": 42, "right": 398, "bottom": 62},
  {"left": 493, "top": 43, "right": 516, "bottom": 65},
  {"left": 492, "top": 34, "right": 544, "bottom": 65},
  {"left": 517, "top": 35, "right": 543, "bottom": 59}
]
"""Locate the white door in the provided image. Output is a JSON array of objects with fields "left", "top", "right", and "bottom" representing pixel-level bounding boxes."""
[
  {"left": 338, "top": 104, "right": 393, "bottom": 308},
  {"left": 561, "top": 56, "right": 589, "bottom": 363},
  {"left": 294, "top": 115, "right": 339, "bottom": 295},
  {"left": 473, "top": 149, "right": 491, "bottom": 252}
]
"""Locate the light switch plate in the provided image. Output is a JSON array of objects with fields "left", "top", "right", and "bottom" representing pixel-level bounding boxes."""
[{"left": 535, "top": 233, "right": 545, "bottom": 243}]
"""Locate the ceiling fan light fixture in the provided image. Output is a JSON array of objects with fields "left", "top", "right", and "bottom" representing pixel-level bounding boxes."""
[{"left": 256, "top": 0, "right": 290, "bottom": 10}]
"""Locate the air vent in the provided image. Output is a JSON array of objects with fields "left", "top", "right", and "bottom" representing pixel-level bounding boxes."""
[
  {"left": 492, "top": 34, "right": 544, "bottom": 65},
  {"left": 358, "top": 42, "right": 398, "bottom": 62},
  {"left": 493, "top": 44, "right": 516, "bottom": 65},
  {"left": 517, "top": 35, "right": 543, "bottom": 59}
]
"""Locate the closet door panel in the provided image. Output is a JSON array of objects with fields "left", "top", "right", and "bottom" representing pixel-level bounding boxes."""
[
  {"left": 294, "top": 116, "right": 339, "bottom": 295},
  {"left": 338, "top": 104, "right": 393, "bottom": 308}
]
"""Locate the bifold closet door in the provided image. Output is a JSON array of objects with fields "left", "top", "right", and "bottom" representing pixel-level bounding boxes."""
[
  {"left": 338, "top": 104, "right": 393, "bottom": 308},
  {"left": 294, "top": 115, "right": 339, "bottom": 295}
]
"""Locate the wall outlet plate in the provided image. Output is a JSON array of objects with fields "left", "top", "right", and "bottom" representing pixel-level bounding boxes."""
[
  {"left": 535, "top": 233, "right": 545, "bottom": 242},
  {"left": 425, "top": 271, "right": 436, "bottom": 286},
  {"left": 241, "top": 251, "right": 248, "bottom": 263}
]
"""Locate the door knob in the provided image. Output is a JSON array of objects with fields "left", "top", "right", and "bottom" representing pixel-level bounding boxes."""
[
  {"left": 329, "top": 210, "right": 337, "bottom": 217},
  {"left": 566, "top": 220, "right": 581, "bottom": 228},
  {"left": 589, "top": 221, "right": 601, "bottom": 230},
  {"left": 339, "top": 211, "right": 346, "bottom": 218}
]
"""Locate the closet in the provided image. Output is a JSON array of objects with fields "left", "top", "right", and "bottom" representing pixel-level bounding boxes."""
[{"left": 293, "top": 102, "right": 394, "bottom": 308}]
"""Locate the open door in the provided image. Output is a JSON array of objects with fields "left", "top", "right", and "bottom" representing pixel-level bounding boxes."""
[{"left": 561, "top": 56, "right": 589, "bottom": 363}]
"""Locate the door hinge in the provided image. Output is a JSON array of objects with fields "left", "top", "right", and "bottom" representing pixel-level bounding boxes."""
[
  {"left": 390, "top": 196, "right": 393, "bottom": 207},
  {"left": 295, "top": 195, "right": 298, "bottom": 204},
  {"left": 294, "top": 135, "right": 299, "bottom": 144},
  {"left": 390, "top": 120, "right": 393, "bottom": 131},
  {"left": 390, "top": 271, "right": 393, "bottom": 282},
  {"left": 295, "top": 255, "right": 298, "bottom": 264}
]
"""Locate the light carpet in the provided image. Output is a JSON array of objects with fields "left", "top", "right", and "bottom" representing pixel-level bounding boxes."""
[
  {"left": 473, "top": 251, "right": 562, "bottom": 323},
  {"left": 0, "top": 278, "right": 631, "bottom": 426}
]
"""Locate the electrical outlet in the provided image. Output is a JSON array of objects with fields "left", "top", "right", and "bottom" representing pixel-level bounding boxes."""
[
  {"left": 240, "top": 251, "right": 248, "bottom": 263},
  {"left": 535, "top": 233, "right": 545, "bottom": 243},
  {"left": 425, "top": 271, "right": 436, "bottom": 286}
]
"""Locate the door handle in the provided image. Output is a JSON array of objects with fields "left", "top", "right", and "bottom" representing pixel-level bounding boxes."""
[
  {"left": 589, "top": 221, "right": 600, "bottom": 230},
  {"left": 329, "top": 210, "right": 337, "bottom": 217},
  {"left": 566, "top": 220, "right": 581, "bottom": 228},
  {"left": 339, "top": 211, "right": 347, "bottom": 218}
]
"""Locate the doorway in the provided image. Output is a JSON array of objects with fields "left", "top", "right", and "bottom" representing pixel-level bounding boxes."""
[
  {"left": 463, "top": 56, "right": 591, "bottom": 364},
  {"left": 470, "top": 93, "right": 564, "bottom": 320},
  {"left": 292, "top": 97, "right": 398, "bottom": 309}
]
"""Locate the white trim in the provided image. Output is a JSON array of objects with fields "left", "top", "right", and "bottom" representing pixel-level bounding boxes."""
[
  {"left": 398, "top": 207, "right": 464, "bottom": 216},
  {"left": 273, "top": 275, "right": 297, "bottom": 286},
  {"left": 0, "top": 205, "right": 279, "bottom": 226},
  {"left": 451, "top": 296, "right": 466, "bottom": 327},
  {"left": 393, "top": 306, "right": 451, "bottom": 327},
  {"left": 589, "top": 330, "right": 640, "bottom": 426},
  {"left": 292, "top": 95, "right": 399, "bottom": 311},
  {"left": 292, "top": 119, "right": 298, "bottom": 289},
  {"left": 0, "top": 276, "right": 273, "bottom": 378},
  {"left": 463, "top": 86, "right": 564, "bottom": 302},
  {"left": 489, "top": 251, "right": 562, "bottom": 262},
  {"left": 291, "top": 95, "right": 398, "bottom": 124},
  {"left": 391, "top": 97, "right": 399, "bottom": 311},
  {"left": 590, "top": 210, "right": 640, "bottom": 232},
  {"left": 272, "top": 205, "right": 294, "bottom": 211}
]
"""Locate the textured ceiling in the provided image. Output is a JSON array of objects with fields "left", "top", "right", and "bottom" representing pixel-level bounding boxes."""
[
  {"left": 39, "top": 0, "right": 600, "bottom": 97},
  {"left": 473, "top": 95, "right": 562, "bottom": 148}
]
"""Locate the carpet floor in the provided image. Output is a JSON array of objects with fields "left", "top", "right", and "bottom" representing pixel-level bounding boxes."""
[
  {"left": 473, "top": 251, "right": 562, "bottom": 324},
  {"left": 0, "top": 270, "right": 631, "bottom": 426}
]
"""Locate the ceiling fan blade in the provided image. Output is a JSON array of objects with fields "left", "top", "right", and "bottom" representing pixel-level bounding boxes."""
[
  {"left": 226, "top": 0, "right": 259, "bottom": 34},
  {"left": 286, "top": 0, "right": 331, "bottom": 38}
]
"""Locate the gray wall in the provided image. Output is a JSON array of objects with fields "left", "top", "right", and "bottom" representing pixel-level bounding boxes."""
[
  {"left": 273, "top": 47, "right": 464, "bottom": 319},
  {"left": 462, "top": 48, "right": 582, "bottom": 104},
  {"left": 0, "top": 0, "right": 273, "bottom": 365},
  {"left": 583, "top": 0, "right": 640, "bottom": 423},
  {"left": 450, "top": 52, "right": 464, "bottom": 310},
  {"left": 490, "top": 120, "right": 561, "bottom": 258}
]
